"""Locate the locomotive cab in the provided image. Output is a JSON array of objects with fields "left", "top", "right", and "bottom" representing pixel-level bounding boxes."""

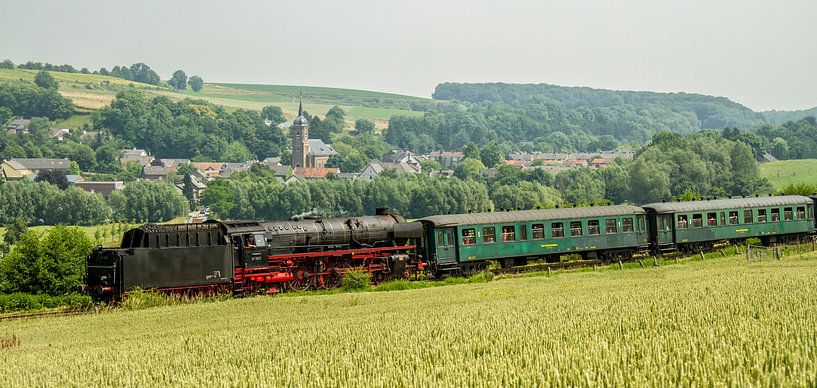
[{"left": 232, "top": 232, "right": 268, "bottom": 268}]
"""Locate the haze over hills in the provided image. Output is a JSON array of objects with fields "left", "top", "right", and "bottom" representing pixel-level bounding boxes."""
[{"left": 762, "top": 107, "right": 817, "bottom": 125}]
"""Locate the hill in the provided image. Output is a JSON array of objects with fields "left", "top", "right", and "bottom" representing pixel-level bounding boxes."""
[
  {"left": 763, "top": 106, "right": 817, "bottom": 125},
  {"left": 3, "top": 253, "right": 817, "bottom": 385},
  {"left": 0, "top": 68, "right": 429, "bottom": 126},
  {"left": 758, "top": 159, "right": 817, "bottom": 190},
  {"left": 433, "top": 82, "right": 767, "bottom": 131}
]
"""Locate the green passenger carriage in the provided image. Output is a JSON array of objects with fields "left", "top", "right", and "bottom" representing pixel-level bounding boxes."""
[
  {"left": 418, "top": 205, "right": 649, "bottom": 276},
  {"left": 642, "top": 195, "right": 815, "bottom": 252}
]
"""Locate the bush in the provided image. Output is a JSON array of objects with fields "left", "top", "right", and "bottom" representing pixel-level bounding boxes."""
[
  {"left": 119, "top": 289, "right": 177, "bottom": 311},
  {"left": 341, "top": 270, "right": 372, "bottom": 291},
  {"left": 467, "top": 270, "right": 495, "bottom": 284},
  {"left": 0, "top": 293, "right": 92, "bottom": 313}
]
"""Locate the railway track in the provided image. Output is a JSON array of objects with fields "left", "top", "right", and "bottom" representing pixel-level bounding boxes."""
[{"left": 0, "top": 308, "right": 89, "bottom": 322}]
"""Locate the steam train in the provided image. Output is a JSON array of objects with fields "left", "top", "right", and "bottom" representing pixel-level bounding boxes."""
[{"left": 87, "top": 195, "right": 817, "bottom": 299}]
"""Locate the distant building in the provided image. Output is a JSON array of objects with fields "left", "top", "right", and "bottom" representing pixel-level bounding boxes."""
[
  {"left": 191, "top": 162, "right": 224, "bottom": 180},
  {"left": 429, "top": 151, "right": 465, "bottom": 169},
  {"left": 120, "top": 149, "right": 154, "bottom": 167},
  {"left": 382, "top": 150, "right": 421, "bottom": 171},
  {"left": 1, "top": 158, "right": 72, "bottom": 181},
  {"left": 359, "top": 161, "right": 420, "bottom": 182},
  {"left": 142, "top": 165, "right": 176, "bottom": 181},
  {"left": 158, "top": 158, "right": 191, "bottom": 168},
  {"left": 290, "top": 100, "right": 337, "bottom": 169},
  {"left": 74, "top": 181, "right": 125, "bottom": 198},
  {"left": 6, "top": 117, "right": 30, "bottom": 134},
  {"left": 292, "top": 167, "right": 340, "bottom": 180},
  {"left": 219, "top": 162, "right": 253, "bottom": 178},
  {"left": 50, "top": 128, "right": 70, "bottom": 141}
]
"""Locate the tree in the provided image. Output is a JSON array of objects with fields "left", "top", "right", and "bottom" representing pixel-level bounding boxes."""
[
  {"left": 0, "top": 226, "right": 93, "bottom": 295},
  {"left": 110, "top": 181, "right": 189, "bottom": 222},
  {"left": 169, "top": 70, "right": 187, "bottom": 90},
  {"left": 419, "top": 159, "right": 442, "bottom": 171},
  {"left": 262, "top": 105, "right": 285, "bottom": 125},
  {"left": 453, "top": 157, "right": 485, "bottom": 180},
  {"left": 35, "top": 170, "right": 69, "bottom": 190},
  {"left": 182, "top": 172, "right": 195, "bottom": 206},
  {"left": 480, "top": 143, "right": 504, "bottom": 168},
  {"left": 463, "top": 141, "right": 480, "bottom": 160},
  {"left": 0, "top": 59, "right": 14, "bottom": 69},
  {"left": 221, "top": 142, "right": 252, "bottom": 162},
  {"left": 188, "top": 75, "right": 204, "bottom": 92},
  {"left": 2, "top": 218, "right": 28, "bottom": 253},
  {"left": 129, "top": 63, "right": 160, "bottom": 85},
  {"left": 354, "top": 119, "right": 375, "bottom": 135},
  {"left": 34, "top": 71, "right": 59, "bottom": 89}
]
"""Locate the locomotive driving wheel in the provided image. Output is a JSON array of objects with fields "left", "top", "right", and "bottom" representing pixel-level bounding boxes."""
[
  {"left": 317, "top": 259, "right": 342, "bottom": 290},
  {"left": 287, "top": 268, "right": 312, "bottom": 291}
]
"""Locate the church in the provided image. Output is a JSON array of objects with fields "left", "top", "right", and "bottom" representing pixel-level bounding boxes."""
[{"left": 290, "top": 100, "right": 336, "bottom": 169}]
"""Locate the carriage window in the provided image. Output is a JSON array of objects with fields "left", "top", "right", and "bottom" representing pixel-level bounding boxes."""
[
  {"left": 707, "top": 213, "right": 717, "bottom": 227},
  {"left": 758, "top": 209, "right": 767, "bottom": 223},
  {"left": 797, "top": 207, "right": 806, "bottom": 220},
  {"left": 638, "top": 216, "right": 646, "bottom": 232},
  {"left": 691, "top": 214, "right": 703, "bottom": 228},
  {"left": 605, "top": 219, "right": 618, "bottom": 234},
  {"left": 743, "top": 210, "right": 753, "bottom": 224},
  {"left": 502, "top": 226, "right": 516, "bottom": 241},
  {"left": 677, "top": 215, "right": 688, "bottom": 229},
  {"left": 588, "top": 220, "right": 600, "bottom": 235},
  {"left": 622, "top": 218, "right": 634, "bottom": 232},
  {"left": 570, "top": 221, "right": 583, "bottom": 236},
  {"left": 784, "top": 207, "right": 793, "bottom": 221},
  {"left": 771, "top": 209, "right": 780, "bottom": 222},
  {"left": 809, "top": 206, "right": 814, "bottom": 219},
  {"left": 520, "top": 225, "right": 527, "bottom": 240},
  {"left": 532, "top": 224, "right": 545, "bottom": 239},
  {"left": 551, "top": 223, "right": 564, "bottom": 238},
  {"left": 720, "top": 212, "right": 726, "bottom": 225},
  {"left": 462, "top": 228, "right": 476, "bottom": 245},
  {"left": 729, "top": 211, "right": 739, "bottom": 225},
  {"left": 483, "top": 227, "right": 496, "bottom": 243}
]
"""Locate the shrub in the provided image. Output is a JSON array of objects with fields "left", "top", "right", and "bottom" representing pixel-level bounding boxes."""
[
  {"left": 119, "top": 289, "right": 177, "bottom": 311},
  {"left": 467, "top": 270, "right": 495, "bottom": 284},
  {"left": 341, "top": 270, "right": 372, "bottom": 291}
]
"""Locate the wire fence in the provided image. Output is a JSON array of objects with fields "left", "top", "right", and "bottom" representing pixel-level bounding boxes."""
[{"left": 746, "top": 236, "right": 817, "bottom": 262}]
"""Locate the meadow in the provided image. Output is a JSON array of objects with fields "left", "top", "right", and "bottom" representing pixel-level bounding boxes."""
[
  {"left": 759, "top": 159, "right": 817, "bottom": 190},
  {"left": 1, "top": 251, "right": 815, "bottom": 385},
  {"left": 0, "top": 68, "right": 427, "bottom": 124}
]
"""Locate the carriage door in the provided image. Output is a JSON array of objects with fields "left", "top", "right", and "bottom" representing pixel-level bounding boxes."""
[
  {"left": 657, "top": 214, "right": 674, "bottom": 245},
  {"left": 435, "top": 228, "right": 457, "bottom": 264}
]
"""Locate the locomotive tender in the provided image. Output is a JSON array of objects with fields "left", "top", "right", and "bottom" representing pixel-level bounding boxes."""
[{"left": 87, "top": 195, "right": 817, "bottom": 298}]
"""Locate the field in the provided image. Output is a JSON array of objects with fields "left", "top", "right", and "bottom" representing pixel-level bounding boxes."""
[
  {"left": 2, "top": 252, "right": 816, "bottom": 385},
  {"left": 0, "top": 68, "right": 428, "bottom": 124},
  {"left": 759, "top": 159, "right": 817, "bottom": 190}
]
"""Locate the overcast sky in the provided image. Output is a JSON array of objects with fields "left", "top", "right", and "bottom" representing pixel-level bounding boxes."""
[{"left": 2, "top": 0, "right": 815, "bottom": 111}]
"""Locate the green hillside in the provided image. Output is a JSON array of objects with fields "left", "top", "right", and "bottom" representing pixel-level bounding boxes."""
[
  {"left": 763, "top": 107, "right": 817, "bottom": 125},
  {"left": 759, "top": 159, "right": 817, "bottom": 190},
  {"left": 0, "top": 68, "right": 429, "bottom": 126}
]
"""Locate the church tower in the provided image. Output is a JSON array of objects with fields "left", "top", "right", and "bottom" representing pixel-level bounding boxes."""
[{"left": 290, "top": 100, "right": 309, "bottom": 168}]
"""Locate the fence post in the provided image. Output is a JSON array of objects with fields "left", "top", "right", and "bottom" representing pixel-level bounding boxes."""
[
  {"left": 735, "top": 244, "right": 740, "bottom": 254},
  {"left": 619, "top": 260, "right": 623, "bottom": 270},
  {"left": 746, "top": 245, "right": 751, "bottom": 261},
  {"left": 653, "top": 256, "right": 660, "bottom": 267},
  {"left": 638, "top": 260, "right": 644, "bottom": 268},
  {"left": 775, "top": 247, "right": 781, "bottom": 261},
  {"left": 699, "top": 251, "right": 705, "bottom": 261},
  {"left": 547, "top": 267, "right": 551, "bottom": 277},
  {"left": 719, "top": 249, "right": 726, "bottom": 257}
]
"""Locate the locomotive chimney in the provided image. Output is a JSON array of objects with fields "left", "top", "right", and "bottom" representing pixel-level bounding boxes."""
[{"left": 375, "top": 207, "right": 390, "bottom": 216}]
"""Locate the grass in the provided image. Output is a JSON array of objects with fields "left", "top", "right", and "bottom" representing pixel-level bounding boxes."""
[
  {"left": 759, "top": 159, "right": 817, "bottom": 190},
  {"left": 1, "top": 251, "right": 816, "bottom": 385},
  {"left": 0, "top": 68, "right": 430, "bottom": 122}
]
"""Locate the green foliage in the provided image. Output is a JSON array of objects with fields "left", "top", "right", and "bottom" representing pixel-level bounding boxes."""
[
  {"left": 0, "top": 181, "right": 109, "bottom": 225},
  {"left": 2, "top": 218, "right": 28, "bottom": 253},
  {"left": 168, "top": 70, "right": 187, "bottom": 90},
  {"left": 0, "top": 81, "right": 74, "bottom": 120},
  {"left": 479, "top": 143, "right": 504, "bottom": 168},
  {"left": 221, "top": 142, "right": 252, "bottom": 162},
  {"left": 109, "top": 181, "right": 189, "bottom": 222},
  {"left": 467, "top": 270, "right": 494, "bottom": 283},
  {"left": 0, "top": 293, "right": 92, "bottom": 313},
  {"left": 0, "top": 226, "right": 93, "bottom": 295},
  {"left": 261, "top": 105, "right": 285, "bottom": 125},
  {"left": 778, "top": 183, "right": 817, "bottom": 196},
  {"left": 34, "top": 71, "right": 59, "bottom": 90},
  {"left": 491, "top": 181, "right": 561, "bottom": 211},
  {"left": 463, "top": 141, "right": 480, "bottom": 159},
  {"left": 554, "top": 168, "right": 605, "bottom": 205},
  {"left": 453, "top": 157, "right": 485, "bottom": 180},
  {"left": 419, "top": 159, "right": 442, "bottom": 171},
  {"left": 340, "top": 270, "right": 372, "bottom": 291},
  {"left": 188, "top": 75, "right": 204, "bottom": 92},
  {"left": 0, "top": 59, "right": 14, "bottom": 69},
  {"left": 354, "top": 118, "right": 375, "bottom": 134},
  {"left": 108, "top": 63, "right": 160, "bottom": 85},
  {"left": 35, "top": 170, "right": 69, "bottom": 190}
]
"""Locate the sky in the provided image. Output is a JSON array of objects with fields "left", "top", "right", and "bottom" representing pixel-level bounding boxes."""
[{"left": 2, "top": 0, "right": 815, "bottom": 111}]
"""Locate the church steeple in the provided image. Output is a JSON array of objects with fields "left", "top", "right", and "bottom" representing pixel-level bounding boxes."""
[{"left": 290, "top": 97, "right": 309, "bottom": 168}]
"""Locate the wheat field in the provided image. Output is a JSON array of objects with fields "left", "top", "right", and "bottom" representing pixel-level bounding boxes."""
[{"left": 1, "top": 253, "right": 816, "bottom": 386}]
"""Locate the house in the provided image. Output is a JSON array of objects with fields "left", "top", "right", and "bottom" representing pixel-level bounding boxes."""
[
  {"left": 142, "top": 165, "right": 176, "bottom": 181},
  {"left": 590, "top": 158, "right": 614, "bottom": 169},
  {"left": 359, "top": 161, "right": 384, "bottom": 182},
  {"left": 158, "top": 158, "right": 191, "bottom": 168},
  {"left": 383, "top": 161, "right": 421, "bottom": 174},
  {"left": 307, "top": 139, "right": 336, "bottom": 168},
  {"left": 292, "top": 167, "right": 340, "bottom": 180},
  {"left": 66, "top": 174, "right": 84, "bottom": 185},
  {"left": 50, "top": 128, "right": 70, "bottom": 141},
  {"left": 74, "top": 181, "right": 125, "bottom": 198},
  {"left": 175, "top": 176, "right": 207, "bottom": 203},
  {"left": 268, "top": 165, "right": 290, "bottom": 178},
  {"left": 563, "top": 159, "right": 588, "bottom": 168},
  {"left": 1, "top": 158, "right": 72, "bottom": 181},
  {"left": 504, "top": 160, "right": 529, "bottom": 168},
  {"left": 759, "top": 153, "right": 778, "bottom": 163},
  {"left": 428, "top": 169, "right": 455, "bottom": 179},
  {"left": 6, "top": 117, "right": 30, "bottom": 134},
  {"left": 219, "top": 162, "right": 252, "bottom": 178},
  {"left": 382, "top": 150, "right": 422, "bottom": 171},
  {"left": 262, "top": 157, "right": 282, "bottom": 166},
  {"left": 191, "top": 162, "right": 224, "bottom": 180},
  {"left": 120, "top": 149, "right": 154, "bottom": 167},
  {"left": 429, "top": 151, "right": 465, "bottom": 169},
  {"left": 335, "top": 172, "right": 359, "bottom": 180},
  {"left": 285, "top": 174, "right": 304, "bottom": 185}
]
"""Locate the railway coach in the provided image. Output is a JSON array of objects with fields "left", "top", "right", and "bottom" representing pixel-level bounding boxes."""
[
  {"left": 641, "top": 195, "right": 816, "bottom": 253},
  {"left": 417, "top": 205, "right": 649, "bottom": 277}
]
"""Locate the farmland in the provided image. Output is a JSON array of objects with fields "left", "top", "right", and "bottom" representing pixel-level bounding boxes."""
[
  {"left": 759, "top": 159, "right": 817, "bottom": 190},
  {"left": 2, "top": 253, "right": 816, "bottom": 385},
  {"left": 0, "top": 68, "right": 428, "bottom": 124}
]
